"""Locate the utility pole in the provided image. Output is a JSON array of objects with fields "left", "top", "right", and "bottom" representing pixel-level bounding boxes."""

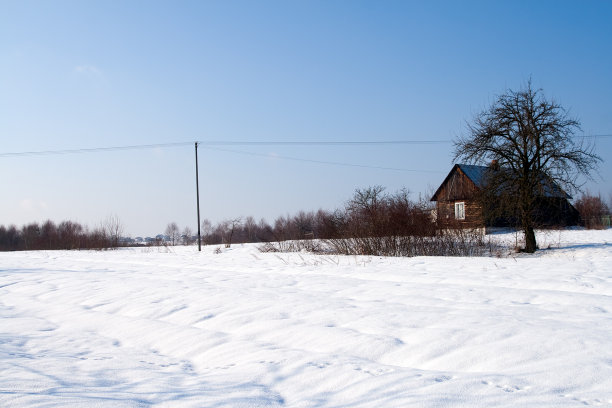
[{"left": 195, "top": 142, "right": 202, "bottom": 251}]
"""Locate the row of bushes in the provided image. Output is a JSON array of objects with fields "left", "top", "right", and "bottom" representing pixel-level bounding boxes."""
[
  {"left": 201, "top": 187, "right": 436, "bottom": 246},
  {"left": 574, "top": 192, "right": 611, "bottom": 229},
  {"left": 205, "top": 186, "right": 497, "bottom": 257}
]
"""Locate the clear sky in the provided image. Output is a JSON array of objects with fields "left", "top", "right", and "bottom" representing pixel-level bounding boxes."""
[{"left": 1, "top": 0, "right": 611, "bottom": 237}]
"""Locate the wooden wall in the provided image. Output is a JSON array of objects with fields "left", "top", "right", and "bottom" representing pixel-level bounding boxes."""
[
  {"left": 434, "top": 167, "right": 485, "bottom": 228},
  {"left": 436, "top": 168, "right": 478, "bottom": 201},
  {"left": 436, "top": 200, "right": 484, "bottom": 228}
]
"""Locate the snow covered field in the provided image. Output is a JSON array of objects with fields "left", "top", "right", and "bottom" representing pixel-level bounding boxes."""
[{"left": 1, "top": 229, "right": 611, "bottom": 407}]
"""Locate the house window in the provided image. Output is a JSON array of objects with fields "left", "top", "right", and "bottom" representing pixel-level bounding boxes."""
[{"left": 455, "top": 202, "right": 465, "bottom": 220}]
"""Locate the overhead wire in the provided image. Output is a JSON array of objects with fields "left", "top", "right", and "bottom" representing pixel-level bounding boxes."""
[
  {"left": 200, "top": 145, "right": 445, "bottom": 173},
  {"left": 0, "top": 134, "right": 609, "bottom": 158},
  {"left": 0, "top": 134, "right": 609, "bottom": 173},
  {"left": 0, "top": 139, "right": 451, "bottom": 173},
  {"left": 0, "top": 139, "right": 453, "bottom": 158},
  {"left": 0, "top": 141, "right": 194, "bottom": 158}
]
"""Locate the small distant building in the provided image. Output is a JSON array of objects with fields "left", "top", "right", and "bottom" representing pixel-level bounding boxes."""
[
  {"left": 431, "top": 163, "right": 579, "bottom": 229},
  {"left": 155, "top": 234, "right": 170, "bottom": 242}
]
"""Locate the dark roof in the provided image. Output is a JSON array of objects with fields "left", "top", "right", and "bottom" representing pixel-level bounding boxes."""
[
  {"left": 456, "top": 164, "right": 489, "bottom": 189},
  {"left": 431, "top": 163, "right": 571, "bottom": 201}
]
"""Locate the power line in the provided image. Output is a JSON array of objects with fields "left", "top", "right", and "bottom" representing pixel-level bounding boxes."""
[
  {"left": 0, "top": 134, "right": 609, "bottom": 158},
  {"left": 0, "top": 139, "right": 451, "bottom": 158},
  {"left": 196, "top": 139, "right": 452, "bottom": 146},
  {"left": 574, "top": 134, "right": 612, "bottom": 138},
  {"left": 0, "top": 139, "right": 449, "bottom": 173},
  {"left": 200, "top": 146, "right": 445, "bottom": 173},
  {"left": 0, "top": 141, "right": 194, "bottom": 158}
]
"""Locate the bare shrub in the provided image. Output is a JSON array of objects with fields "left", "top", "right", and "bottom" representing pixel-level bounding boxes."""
[
  {"left": 257, "top": 187, "right": 496, "bottom": 257},
  {"left": 222, "top": 217, "right": 242, "bottom": 248},
  {"left": 259, "top": 239, "right": 324, "bottom": 253},
  {"left": 574, "top": 192, "right": 610, "bottom": 229},
  {"left": 324, "top": 229, "right": 493, "bottom": 257}
]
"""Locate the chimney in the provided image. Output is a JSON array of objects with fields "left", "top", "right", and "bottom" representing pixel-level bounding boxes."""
[{"left": 490, "top": 160, "right": 500, "bottom": 170}]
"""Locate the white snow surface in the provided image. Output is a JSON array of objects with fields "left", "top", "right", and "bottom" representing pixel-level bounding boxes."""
[{"left": 1, "top": 229, "right": 611, "bottom": 407}]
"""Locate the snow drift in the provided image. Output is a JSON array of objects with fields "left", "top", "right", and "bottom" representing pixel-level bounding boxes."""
[{"left": 1, "top": 229, "right": 611, "bottom": 407}]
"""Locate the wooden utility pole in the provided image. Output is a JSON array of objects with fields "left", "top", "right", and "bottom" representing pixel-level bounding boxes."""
[{"left": 195, "top": 142, "right": 202, "bottom": 251}]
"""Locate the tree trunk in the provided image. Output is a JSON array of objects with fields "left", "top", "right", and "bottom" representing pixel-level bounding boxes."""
[
  {"left": 524, "top": 225, "right": 537, "bottom": 253},
  {"left": 519, "top": 182, "right": 538, "bottom": 253}
]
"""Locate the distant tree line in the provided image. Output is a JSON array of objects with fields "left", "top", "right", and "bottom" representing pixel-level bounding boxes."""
[
  {"left": 0, "top": 216, "right": 123, "bottom": 251},
  {"left": 2, "top": 188, "right": 607, "bottom": 254}
]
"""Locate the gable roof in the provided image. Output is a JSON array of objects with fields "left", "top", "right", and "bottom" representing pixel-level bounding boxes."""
[
  {"left": 456, "top": 164, "right": 489, "bottom": 189},
  {"left": 431, "top": 163, "right": 571, "bottom": 201},
  {"left": 430, "top": 163, "right": 480, "bottom": 201}
]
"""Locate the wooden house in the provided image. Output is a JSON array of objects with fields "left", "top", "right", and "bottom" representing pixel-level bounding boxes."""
[{"left": 430, "top": 163, "right": 579, "bottom": 229}]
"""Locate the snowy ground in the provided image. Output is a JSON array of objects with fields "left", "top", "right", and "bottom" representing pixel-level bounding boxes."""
[{"left": 1, "top": 229, "right": 611, "bottom": 407}]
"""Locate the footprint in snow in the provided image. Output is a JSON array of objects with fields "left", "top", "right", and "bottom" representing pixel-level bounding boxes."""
[{"left": 482, "top": 380, "right": 527, "bottom": 393}]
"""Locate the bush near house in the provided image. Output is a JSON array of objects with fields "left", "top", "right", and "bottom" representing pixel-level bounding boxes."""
[{"left": 574, "top": 192, "right": 610, "bottom": 229}]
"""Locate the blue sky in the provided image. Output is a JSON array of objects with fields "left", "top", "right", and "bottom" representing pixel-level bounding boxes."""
[{"left": 1, "top": 0, "right": 611, "bottom": 236}]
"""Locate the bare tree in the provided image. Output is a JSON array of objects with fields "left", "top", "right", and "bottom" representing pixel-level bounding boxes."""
[
  {"left": 201, "top": 219, "right": 213, "bottom": 244},
  {"left": 103, "top": 214, "right": 124, "bottom": 248},
  {"left": 0, "top": 225, "right": 20, "bottom": 251},
  {"left": 21, "top": 223, "right": 40, "bottom": 250},
  {"left": 223, "top": 217, "right": 242, "bottom": 248},
  {"left": 257, "top": 218, "right": 274, "bottom": 242},
  {"left": 244, "top": 216, "right": 257, "bottom": 242},
  {"left": 347, "top": 185, "right": 387, "bottom": 237},
  {"left": 165, "top": 222, "right": 180, "bottom": 246},
  {"left": 292, "top": 211, "right": 315, "bottom": 239},
  {"left": 181, "top": 226, "right": 194, "bottom": 245},
  {"left": 454, "top": 81, "right": 600, "bottom": 252},
  {"left": 58, "top": 221, "right": 84, "bottom": 249},
  {"left": 40, "top": 220, "right": 58, "bottom": 250}
]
